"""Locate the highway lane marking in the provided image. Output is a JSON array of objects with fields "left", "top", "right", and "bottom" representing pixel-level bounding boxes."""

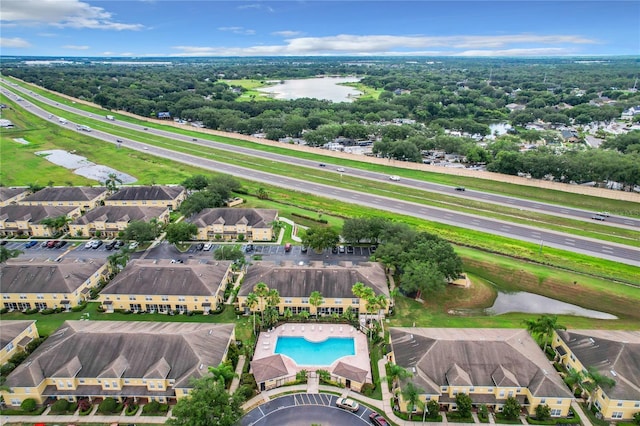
[
  {"left": 565, "top": 241, "right": 575, "bottom": 246},
  {"left": 601, "top": 246, "right": 614, "bottom": 252}
]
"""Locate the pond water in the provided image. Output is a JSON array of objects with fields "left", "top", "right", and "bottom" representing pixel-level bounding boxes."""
[
  {"left": 36, "top": 149, "right": 136, "bottom": 184},
  {"left": 257, "top": 76, "right": 362, "bottom": 102},
  {"left": 487, "top": 291, "right": 617, "bottom": 319}
]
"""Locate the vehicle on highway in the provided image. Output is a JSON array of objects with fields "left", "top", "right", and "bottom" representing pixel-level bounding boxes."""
[
  {"left": 105, "top": 115, "right": 115, "bottom": 121},
  {"left": 129, "top": 241, "right": 139, "bottom": 250},
  {"left": 143, "top": 147, "right": 149, "bottom": 150},
  {"left": 592, "top": 215, "right": 606, "bottom": 221},
  {"left": 389, "top": 175, "right": 400, "bottom": 181},
  {"left": 337, "top": 167, "right": 345, "bottom": 172},
  {"left": 24, "top": 241, "right": 38, "bottom": 248},
  {"left": 203, "top": 242, "right": 213, "bottom": 251},
  {"left": 76, "top": 125, "right": 91, "bottom": 132},
  {"left": 455, "top": 186, "right": 466, "bottom": 191},
  {"left": 58, "top": 117, "right": 67, "bottom": 124},
  {"left": 336, "top": 397, "right": 359, "bottom": 412},
  {"left": 284, "top": 243, "right": 292, "bottom": 252},
  {"left": 597, "top": 211, "right": 610, "bottom": 217},
  {"left": 319, "top": 163, "right": 326, "bottom": 167},
  {"left": 369, "top": 412, "right": 390, "bottom": 426},
  {"left": 116, "top": 139, "right": 123, "bottom": 143}
]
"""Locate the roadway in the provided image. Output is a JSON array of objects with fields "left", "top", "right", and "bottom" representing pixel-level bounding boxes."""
[{"left": 3, "top": 84, "right": 640, "bottom": 266}]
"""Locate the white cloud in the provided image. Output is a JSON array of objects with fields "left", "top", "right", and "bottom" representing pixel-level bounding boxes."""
[
  {"left": 237, "top": 3, "right": 274, "bottom": 12},
  {"left": 218, "top": 26, "right": 256, "bottom": 35},
  {"left": 0, "top": 0, "right": 144, "bottom": 30},
  {"left": 0, "top": 37, "right": 32, "bottom": 48},
  {"left": 62, "top": 44, "right": 89, "bottom": 50},
  {"left": 272, "top": 30, "right": 303, "bottom": 37},
  {"left": 456, "top": 48, "right": 573, "bottom": 57}
]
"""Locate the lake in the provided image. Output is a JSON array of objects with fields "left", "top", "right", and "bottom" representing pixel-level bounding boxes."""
[
  {"left": 487, "top": 291, "right": 617, "bottom": 319},
  {"left": 258, "top": 76, "right": 362, "bottom": 102}
]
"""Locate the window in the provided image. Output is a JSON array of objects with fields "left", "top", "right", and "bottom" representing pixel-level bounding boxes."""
[
  {"left": 550, "top": 409, "right": 562, "bottom": 417},
  {"left": 635, "top": 402, "right": 640, "bottom": 408},
  {"left": 540, "top": 398, "right": 546, "bottom": 404},
  {"left": 150, "top": 382, "right": 156, "bottom": 388},
  {"left": 11, "top": 399, "right": 21, "bottom": 406},
  {"left": 104, "top": 383, "right": 110, "bottom": 388},
  {"left": 58, "top": 381, "right": 65, "bottom": 388},
  {"left": 112, "top": 381, "right": 117, "bottom": 387},
  {"left": 516, "top": 387, "right": 521, "bottom": 393},
  {"left": 129, "top": 295, "right": 136, "bottom": 301},
  {"left": 2, "top": 295, "right": 9, "bottom": 300},
  {"left": 508, "top": 391, "right": 514, "bottom": 397},
  {"left": 617, "top": 402, "right": 623, "bottom": 407},
  {"left": 335, "top": 298, "right": 342, "bottom": 304},
  {"left": 178, "top": 296, "right": 186, "bottom": 302},
  {"left": 67, "top": 381, "right": 72, "bottom": 387},
  {"left": 145, "top": 296, "right": 152, "bottom": 301},
  {"left": 36, "top": 294, "right": 44, "bottom": 299},
  {"left": 441, "top": 386, "right": 448, "bottom": 392},
  {"left": 19, "top": 294, "right": 27, "bottom": 299},
  {"left": 352, "top": 298, "right": 359, "bottom": 305},
  {"left": 35, "top": 302, "right": 47, "bottom": 310},
  {"left": 79, "top": 379, "right": 85, "bottom": 384},
  {"left": 612, "top": 412, "right": 623, "bottom": 419},
  {"left": 162, "top": 296, "right": 169, "bottom": 302},
  {"left": 125, "top": 379, "right": 130, "bottom": 384},
  {"left": 488, "top": 387, "right": 494, "bottom": 393},
  {"left": 285, "top": 298, "right": 292, "bottom": 304},
  {"left": 470, "top": 387, "right": 475, "bottom": 392},
  {"left": 499, "top": 391, "right": 505, "bottom": 397},
  {"left": 453, "top": 389, "right": 459, "bottom": 395},
  {"left": 302, "top": 298, "right": 309, "bottom": 304},
  {"left": 5, "top": 342, "right": 14, "bottom": 352}
]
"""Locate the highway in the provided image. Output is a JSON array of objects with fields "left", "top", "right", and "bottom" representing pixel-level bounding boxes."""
[{"left": 3, "top": 84, "right": 640, "bottom": 266}]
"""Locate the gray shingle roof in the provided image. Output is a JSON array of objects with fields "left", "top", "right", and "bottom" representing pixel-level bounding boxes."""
[
  {"left": 333, "top": 361, "right": 369, "bottom": 383},
  {"left": 0, "top": 205, "right": 77, "bottom": 223},
  {"left": 0, "top": 259, "right": 105, "bottom": 294},
  {"left": 556, "top": 329, "right": 640, "bottom": 401},
  {"left": 239, "top": 261, "right": 389, "bottom": 298},
  {"left": 0, "top": 320, "right": 36, "bottom": 348},
  {"left": 106, "top": 185, "right": 184, "bottom": 201},
  {"left": 5, "top": 321, "right": 235, "bottom": 390},
  {"left": 101, "top": 259, "right": 232, "bottom": 296},
  {"left": 251, "top": 354, "right": 291, "bottom": 383},
  {"left": 21, "top": 187, "right": 107, "bottom": 203},
  {"left": 0, "top": 188, "right": 27, "bottom": 203},
  {"left": 188, "top": 208, "right": 277, "bottom": 228},
  {"left": 390, "top": 328, "right": 571, "bottom": 398},
  {"left": 72, "top": 206, "right": 167, "bottom": 224}
]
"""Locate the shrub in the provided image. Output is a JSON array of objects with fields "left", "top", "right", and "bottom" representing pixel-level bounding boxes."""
[
  {"left": 535, "top": 404, "right": 551, "bottom": 421},
  {"left": 77, "top": 398, "right": 92, "bottom": 413},
  {"left": 71, "top": 303, "right": 87, "bottom": 312},
  {"left": 98, "top": 397, "right": 118, "bottom": 414},
  {"left": 143, "top": 400, "right": 162, "bottom": 414},
  {"left": 361, "top": 383, "right": 376, "bottom": 396},
  {"left": 633, "top": 412, "right": 640, "bottom": 426},
  {"left": 1, "top": 362, "right": 16, "bottom": 376},
  {"left": 241, "top": 373, "right": 257, "bottom": 390},
  {"left": 24, "top": 308, "right": 39, "bottom": 315},
  {"left": 50, "top": 399, "right": 70, "bottom": 414},
  {"left": 40, "top": 308, "right": 56, "bottom": 315},
  {"left": 8, "top": 350, "right": 28, "bottom": 365},
  {"left": 20, "top": 398, "right": 37, "bottom": 412},
  {"left": 236, "top": 384, "right": 255, "bottom": 400},
  {"left": 502, "top": 397, "right": 522, "bottom": 420}
]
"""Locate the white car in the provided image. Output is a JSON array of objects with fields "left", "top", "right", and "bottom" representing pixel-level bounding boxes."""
[
  {"left": 336, "top": 397, "right": 360, "bottom": 412},
  {"left": 203, "top": 243, "right": 213, "bottom": 251},
  {"left": 84, "top": 240, "right": 96, "bottom": 249},
  {"left": 337, "top": 167, "right": 346, "bottom": 172},
  {"left": 389, "top": 175, "right": 400, "bottom": 181},
  {"left": 128, "top": 241, "right": 139, "bottom": 250}
]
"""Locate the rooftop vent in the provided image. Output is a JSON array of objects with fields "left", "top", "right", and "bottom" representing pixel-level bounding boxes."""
[{"left": 610, "top": 370, "right": 617, "bottom": 377}]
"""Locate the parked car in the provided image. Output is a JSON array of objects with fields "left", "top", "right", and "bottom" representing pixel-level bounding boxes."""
[
  {"left": 115, "top": 240, "right": 125, "bottom": 248},
  {"left": 455, "top": 186, "right": 466, "bottom": 191},
  {"left": 24, "top": 241, "right": 38, "bottom": 248},
  {"left": 91, "top": 240, "right": 103, "bottom": 249},
  {"left": 84, "top": 240, "right": 96, "bottom": 249},
  {"left": 245, "top": 244, "right": 254, "bottom": 253},
  {"left": 284, "top": 243, "right": 292, "bottom": 252},
  {"left": 41, "top": 241, "right": 49, "bottom": 248},
  {"left": 194, "top": 243, "right": 204, "bottom": 251},
  {"left": 203, "top": 243, "right": 213, "bottom": 251},
  {"left": 370, "top": 245, "right": 377, "bottom": 253},
  {"left": 346, "top": 246, "right": 354, "bottom": 254},
  {"left": 47, "top": 240, "right": 59, "bottom": 248},
  {"left": 105, "top": 240, "right": 117, "bottom": 250},
  {"left": 332, "top": 246, "right": 338, "bottom": 254},
  {"left": 389, "top": 175, "right": 400, "bottom": 181},
  {"left": 0, "top": 240, "right": 7, "bottom": 246},
  {"left": 338, "top": 245, "right": 346, "bottom": 254},
  {"left": 128, "top": 241, "right": 139, "bottom": 250},
  {"left": 54, "top": 241, "right": 67, "bottom": 249},
  {"left": 301, "top": 245, "right": 308, "bottom": 253},
  {"left": 170, "top": 259, "right": 184, "bottom": 263},
  {"left": 336, "top": 397, "right": 359, "bottom": 412},
  {"left": 369, "top": 412, "right": 390, "bottom": 426}
]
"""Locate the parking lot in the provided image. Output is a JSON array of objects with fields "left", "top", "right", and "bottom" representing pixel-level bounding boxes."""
[
  {"left": 240, "top": 393, "right": 376, "bottom": 426},
  {"left": 1, "top": 239, "right": 142, "bottom": 262}
]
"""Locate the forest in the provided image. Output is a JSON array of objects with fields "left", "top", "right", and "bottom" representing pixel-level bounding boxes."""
[{"left": 2, "top": 56, "right": 639, "bottom": 187}]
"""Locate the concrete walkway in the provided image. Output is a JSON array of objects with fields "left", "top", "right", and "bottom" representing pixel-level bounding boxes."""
[{"left": 1, "top": 407, "right": 172, "bottom": 425}]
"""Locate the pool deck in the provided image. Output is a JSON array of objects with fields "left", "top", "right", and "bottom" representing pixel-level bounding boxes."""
[{"left": 254, "top": 322, "right": 371, "bottom": 381}]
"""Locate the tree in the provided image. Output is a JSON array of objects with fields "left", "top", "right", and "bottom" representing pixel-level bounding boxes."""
[
  {"left": 388, "top": 364, "right": 412, "bottom": 389},
  {"left": 165, "top": 222, "right": 197, "bottom": 245},
  {"left": 0, "top": 246, "right": 22, "bottom": 263},
  {"left": 182, "top": 174, "right": 209, "bottom": 190},
  {"left": 208, "top": 362, "right": 237, "bottom": 388},
  {"left": 246, "top": 292, "right": 259, "bottom": 334},
  {"left": 213, "top": 245, "right": 245, "bottom": 263},
  {"left": 502, "top": 396, "right": 521, "bottom": 420},
  {"left": 301, "top": 226, "right": 340, "bottom": 253},
  {"left": 104, "top": 173, "right": 122, "bottom": 193},
  {"left": 535, "top": 404, "right": 551, "bottom": 420},
  {"left": 253, "top": 282, "right": 269, "bottom": 324},
  {"left": 456, "top": 393, "right": 473, "bottom": 418},
  {"left": 309, "top": 291, "right": 324, "bottom": 320},
  {"left": 523, "top": 315, "right": 565, "bottom": 352},
  {"left": 256, "top": 187, "right": 269, "bottom": 200},
  {"left": 40, "top": 215, "right": 71, "bottom": 236},
  {"left": 565, "top": 368, "right": 585, "bottom": 395},
  {"left": 121, "top": 219, "right": 163, "bottom": 243},
  {"left": 167, "top": 374, "right": 245, "bottom": 426},
  {"left": 400, "top": 260, "right": 446, "bottom": 296},
  {"left": 401, "top": 381, "right": 424, "bottom": 420},
  {"left": 107, "top": 249, "right": 130, "bottom": 276},
  {"left": 582, "top": 366, "right": 616, "bottom": 410}
]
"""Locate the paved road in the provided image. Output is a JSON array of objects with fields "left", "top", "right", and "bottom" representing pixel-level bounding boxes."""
[
  {"left": 5, "top": 81, "right": 639, "bottom": 231},
  {"left": 3, "top": 84, "right": 640, "bottom": 266}
]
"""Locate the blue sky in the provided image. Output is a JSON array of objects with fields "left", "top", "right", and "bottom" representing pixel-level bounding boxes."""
[{"left": 1, "top": 1, "right": 638, "bottom": 57}]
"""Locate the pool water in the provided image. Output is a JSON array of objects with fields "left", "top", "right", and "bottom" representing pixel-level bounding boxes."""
[{"left": 275, "top": 336, "right": 355, "bottom": 366}]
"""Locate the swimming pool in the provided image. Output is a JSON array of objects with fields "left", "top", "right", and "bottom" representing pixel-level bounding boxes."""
[{"left": 275, "top": 336, "right": 355, "bottom": 366}]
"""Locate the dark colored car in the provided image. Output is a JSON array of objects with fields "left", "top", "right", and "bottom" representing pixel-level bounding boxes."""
[
  {"left": 332, "top": 246, "right": 338, "bottom": 254},
  {"left": 369, "top": 412, "right": 390, "bottom": 426},
  {"left": 54, "top": 241, "right": 67, "bottom": 249},
  {"left": 301, "top": 245, "right": 308, "bottom": 253},
  {"left": 284, "top": 243, "right": 292, "bottom": 252},
  {"left": 115, "top": 240, "right": 125, "bottom": 248},
  {"left": 245, "top": 244, "right": 254, "bottom": 252},
  {"left": 346, "top": 246, "right": 354, "bottom": 254},
  {"left": 91, "top": 240, "right": 103, "bottom": 249},
  {"left": 25, "top": 241, "right": 38, "bottom": 248},
  {"left": 195, "top": 243, "right": 204, "bottom": 251},
  {"left": 0, "top": 240, "right": 7, "bottom": 246},
  {"left": 47, "top": 240, "right": 58, "bottom": 248},
  {"left": 105, "top": 240, "right": 117, "bottom": 250},
  {"left": 455, "top": 186, "right": 466, "bottom": 191},
  {"left": 319, "top": 163, "right": 326, "bottom": 167},
  {"left": 370, "top": 245, "right": 377, "bottom": 253}
]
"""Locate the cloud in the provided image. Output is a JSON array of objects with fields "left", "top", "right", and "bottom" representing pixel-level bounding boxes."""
[
  {"left": 237, "top": 3, "right": 274, "bottom": 12},
  {"left": 0, "top": 37, "right": 32, "bottom": 48},
  {"left": 272, "top": 30, "right": 303, "bottom": 37},
  {"left": 455, "top": 48, "right": 574, "bottom": 57},
  {"left": 0, "top": 0, "right": 144, "bottom": 30},
  {"left": 218, "top": 26, "right": 256, "bottom": 35},
  {"left": 62, "top": 44, "right": 89, "bottom": 50}
]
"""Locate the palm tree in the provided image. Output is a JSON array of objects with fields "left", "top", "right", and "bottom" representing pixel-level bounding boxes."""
[
  {"left": 107, "top": 249, "right": 130, "bottom": 276},
  {"left": 401, "top": 381, "right": 424, "bottom": 420},
  {"left": 246, "top": 292, "right": 259, "bottom": 334},
  {"left": 253, "top": 282, "right": 269, "bottom": 324},
  {"left": 266, "top": 288, "right": 281, "bottom": 315},
  {"left": 104, "top": 173, "right": 122, "bottom": 193},
  {"left": 388, "top": 364, "right": 412, "bottom": 390},
  {"left": 208, "top": 362, "right": 237, "bottom": 388},
  {"left": 40, "top": 215, "right": 71, "bottom": 236},
  {"left": 582, "top": 366, "right": 616, "bottom": 410},
  {"left": 564, "top": 368, "right": 585, "bottom": 395},
  {"left": 309, "top": 291, "right": 324, "bottom": 320},
  {"left": 523, "top": 315, "right": 566, "bottom": 352}
]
